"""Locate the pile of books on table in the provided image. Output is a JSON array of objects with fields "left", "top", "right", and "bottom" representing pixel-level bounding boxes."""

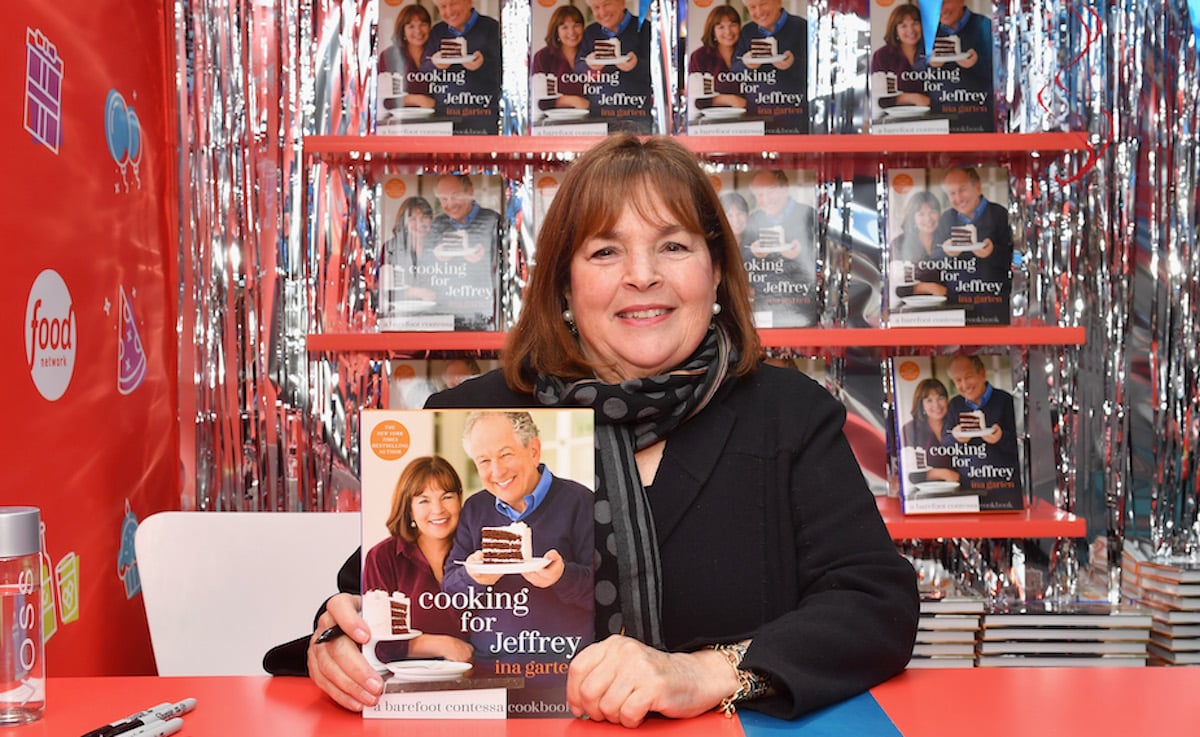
[
  {"left": 1122, "top": 538, "right": 1200, "bottom": 665},
  {"left": 911, "top": 595, "right": 984, "bottom": 668},
  {"left": 976, "top": 600, "right": 1153, "bottom": 667}
]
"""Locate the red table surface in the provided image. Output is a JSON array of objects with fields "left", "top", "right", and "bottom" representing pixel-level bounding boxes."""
[
  {"left": 0, "top": 676, "right": 742, "bottom": 737},
  {"left": 873, "top": 667, "right": 1200, "bottom": 736}
]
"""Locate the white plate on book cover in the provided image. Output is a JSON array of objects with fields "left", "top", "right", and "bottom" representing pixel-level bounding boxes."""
[
  {"left": 930, "top": 52, "right": 971, "bottom": 64},
  {"left": 699, "top": 106, "right": 747, "bottom": 120},
  {"left": 433, "top": 246, "right": 477, "bottom": 258},
  {"left": 432, "top": 52, "right": 479, "bottom": 65},
  {"left": 585, "top": 52, "right": 632, "bottom": 66},
  {"left": 900, "top": 295, "right": 947, "bottom": 308},
  {"left": 752, "top": 243, "right": 793, "bottom": 254},
  {"left": 913, "top": 481, "right": 961, "bottom": 496},
  {"left": 371, "top": 631, "right": 422, "bottom": 643},
  {"left": 882, "top": 105, "right": 931, "bottom": 119},
  {"left": 741, "top": 53, "right": 788, "bottom": 65},
  {"left": 385, "top": 660, "right": 472, "bottom": 682},
  {"left": 543, "top": 108, "right": 591, "bottom": 121},
  {"left": 952, "top": 426, "right": 992, "bottom": 438},
  {"left": 390, "top": 299, "right": 438, "bottom": 314},
  {"left": 461, "top": 557, "right": 551, "bottom": 575},
  {"left": 389, "top": 107, "right": 436, "bottom": 121},
  {"left": 941, "top": 242, "right": 986, "bottom": 255}
]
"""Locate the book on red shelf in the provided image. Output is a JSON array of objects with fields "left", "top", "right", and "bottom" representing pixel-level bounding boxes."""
[
  {"left": 359, "top": 408, "right": 595, "bottom": 719},
  {"left": 1140, "top": 598, "right": 1200, "bottom": 624},
  {"left": 885, "top": 166, "right": 1013, "bottom": 327},
  {"left": 918, "top": 614, "right": 981, "bottom": 631},
  {"left": 1141, "top": 588, "right": 1200, "bottom": 612},
  {"left": 979, "top": 626, "right": 1150, "bottom": 642},
  {"left": 377, "top": 173, "right": 502, "bottom": 332},
  {"left": 376, "top": 0, "right": 502, "bottom": 135},
  {"left": 892, "top": 353, "right": 1024, "bottom": 514},
  {"left": 981, "top": 600, "right": 1154, "bottom": 629},
  {"left": 1147, "top": 643, "right": 1200, "bottom": 665},
  {"left": 867, "top": 0, "right": 997, "bottom": 134},
  {"left": 977, "top": 654, "right": 1148, "bottom": 668},
  {"left": 1149, "top": 631, "right": 1200, "bottom": 652},
  {"left": 906, "top": 655, "right": 975, "bottom": 668},
  {"left": 710, "top": 167, "right": 819, "bottom": 328},
  {"left": 1151, "top": 621, "right": 1200, "bottom": 639},
  {"left": 912, "top": 642, "right": 976, "bottom": 657},
  {"left": 915, "top": 629, "right": 977, "bottom": 644},
  {"left": 977, "top": 640, "right": 1147, "bottom": 656},
  {"left": 919, "top": 597, "right": 986, "bottom": 615}
]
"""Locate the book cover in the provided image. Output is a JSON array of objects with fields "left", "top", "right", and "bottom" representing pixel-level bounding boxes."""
[
  {"left": 868, "top": 0, "right": 996, "bottom": 134},
  {"left": 530, "top": 0, "right": 655, "bottom": 135},
  {"left": 892, "top": 353, "right": 1024, "bottom": 514},
  {"left": 377, "top": 173, "right": 502, "bottom": 331},
  {"left": 713, "top": 167, "right": 819, "bottom": 327},
  {"left": 685, "top": 0, "right": 809, "bottom": 134},
  {"left": 376, "top": 0, "right": 502, "bottom": 135},
  {"left": 360, "top": 408, "right": 595, "bottom": 719},
  {"left": 885, "top": 166, "right": 1013, "bottom": 327},
  {"left": 387, "top": 359, "right": 501, "bottom": 409}
]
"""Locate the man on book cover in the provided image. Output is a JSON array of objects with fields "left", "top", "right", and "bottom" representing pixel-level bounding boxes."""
[
  {"left": 732, "top": 0, "right": 808, "bottom": 133},
  {"left": 932, "top": 0, "right": 995, "bottom": 132},
  {"left": 425, "top": 0, "right": 502, "bottom": 134},
  {"left": 941, "top": 354, "right": 1022, "bottom": 509},
  {"left": 932, "top": 166, "right": 1012, "bottom": 324},
  {"left": 426, "top": 174, "right": 501, "bottom": 329},
  {"left": 441, "top": 411, "right": 594, "bottom": 669},
  {"left": 579, "top": 0, "right": 653, "bottom": 133},
  {"left": 739, "top": 169, "right": 818, "bottom": 326}
]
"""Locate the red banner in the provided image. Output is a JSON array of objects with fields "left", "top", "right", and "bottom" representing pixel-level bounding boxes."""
[{"left": 3, "top": 3, "right": 179, "bottom": 675}]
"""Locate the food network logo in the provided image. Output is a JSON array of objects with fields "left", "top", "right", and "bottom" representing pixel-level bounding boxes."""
[{"left": 25, "top": 269, "right": 76, "bottom": 401}]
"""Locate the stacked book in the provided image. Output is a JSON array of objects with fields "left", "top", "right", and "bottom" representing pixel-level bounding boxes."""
[
  {"left": 976, "top": 601, "right": 1153, "bottom": 667},
  {"left": 1122, "top": 539, "right": 1200, "bottom": 665},
  {"left": 911, "top": 596, "right": 984, "bottom": 668}
]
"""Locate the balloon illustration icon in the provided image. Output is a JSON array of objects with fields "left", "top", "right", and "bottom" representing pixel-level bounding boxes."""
[{"left": 104, "top": 89, "right": 143, "bottom": 190}]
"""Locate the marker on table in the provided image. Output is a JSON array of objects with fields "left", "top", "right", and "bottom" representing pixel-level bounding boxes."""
[
  {"left": 78, "top": 699, "right": 197, "bottom": 737},
  {"left": 119, "top": 717, "right": 184, "bottom": 737}
]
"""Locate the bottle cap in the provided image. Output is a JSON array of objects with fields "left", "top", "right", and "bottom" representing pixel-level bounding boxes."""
[{"left": 0, "top": 506, "right": 41, "bottom": 557}]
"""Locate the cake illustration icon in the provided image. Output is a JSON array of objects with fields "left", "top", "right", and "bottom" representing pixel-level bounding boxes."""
[
  {"left": 931, "top": 35, "right": 962, "bottom": 60},
  {"left": 748, "top": 37, "right": 779, "bottom": 59},
  {"left": 592, "top": 38, "right": 621, "bottom": 62},
  {"left": 117, "top": 285, "right": 147, "bottom": 395}
]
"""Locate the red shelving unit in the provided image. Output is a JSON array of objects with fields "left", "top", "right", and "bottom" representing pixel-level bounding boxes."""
[
  {"left": 303, "top": 132, "right": 1089, "bottom": 161},
  {"left": 306, "top": 323, "right": 1084, "bottom": 355},
  {"left": 878, "top": 496, "right": 1085, "bottom": 540}
]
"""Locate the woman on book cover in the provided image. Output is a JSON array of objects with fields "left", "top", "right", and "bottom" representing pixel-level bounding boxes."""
[
  {"left": 382, "top": 195, "right": 439, "bottom": 303},
  {"left": 720, "top": 191, "right": 750, "bottom": 243},
  {"left": 362, "top": 455, "right": 474, "bottom": 663},
  {"left": 532, "top": 4, "right": 591, "bottom": 113},
  {"left": 687, "top": 4, "right": 748, "bottom": 111},
  {"left": 900, "top": 378, "right": 959, "bottom": 482},
  {"left": 890, "top": 188, "right": 948, "bottom": 299},
  {"left": 870, "top": 3, "right": 931, "bottom": 108},
  {"left": 377, "top": 3, "right": 437, "bottom": 110},
  {"left": 308, "top": 135, "right": 918, "bottom": 724}
]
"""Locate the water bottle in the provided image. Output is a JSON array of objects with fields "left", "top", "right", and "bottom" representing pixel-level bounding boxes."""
[{"left": 0, "top": 506, "right": 44, "bottom": 724}]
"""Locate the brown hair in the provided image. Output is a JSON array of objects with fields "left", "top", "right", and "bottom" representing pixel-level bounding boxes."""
[
  {"left": 544, "top": 5, "right": 586, "bottom": 48},
  {"left": 883, "top": 4, "right": 922, "bottom": 48},
  {"left": 701, "top": 5, "right": 742, "bottom": 49},
  {"left": 385, "top": 456, "right": 463, "bottom": 541},
  {"left": 503, "top": 134, "right": 761, "bottom": 392},
  {"left": 910, "top": 378, "right": 949, "bottom": 422}
]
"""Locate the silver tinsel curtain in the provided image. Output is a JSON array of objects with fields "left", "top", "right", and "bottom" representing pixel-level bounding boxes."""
[{"left": 174, "top": 0, "right": 1200, "bottom": 584}]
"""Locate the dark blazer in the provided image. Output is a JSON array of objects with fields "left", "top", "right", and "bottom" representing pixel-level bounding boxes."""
[{"left": 425, "top": 365, "right": 919, "bottom": 718}]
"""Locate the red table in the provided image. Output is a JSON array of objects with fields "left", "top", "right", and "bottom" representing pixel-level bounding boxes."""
[{"left": 3, "top": 668, "right": 1198, "bottom": 736}]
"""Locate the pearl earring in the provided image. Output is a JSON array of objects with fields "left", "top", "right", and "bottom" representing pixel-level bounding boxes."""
[
  {"left": 562, "top": 309, "right": 574, "bottom": 323},
  {"left": 712, "top": 302, "right": 722, "bottom": 316}
]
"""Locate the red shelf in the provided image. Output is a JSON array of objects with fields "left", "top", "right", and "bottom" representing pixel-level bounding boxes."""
[
  {"left": 306, "top": 323, "right": 1084, "bottom": 356},
  {"left": 303, "top": 132, "right": 1089, "bottom": 161},
  {"left": 878, "top": 496, "right": 1086, "bottom": 540}
]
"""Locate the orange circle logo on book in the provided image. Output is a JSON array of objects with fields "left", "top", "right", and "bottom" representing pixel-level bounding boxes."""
[
  {"left": 370, "top": 420, "right": 411, "bottom": 461},
  {"left": 878, "top": 0, "right": 896, "bottom": 7},
  {"left": 892, "top": 173, "right": 914, "bottom": 194},
  {"left": 695, "top": 0, "right": 715, "bottom": 7},
  {"left": 898, "top": 361, "right": 921, "bottom": 381},
  {"left": 384, "top": 178, "right": 408, "bottom": 199},
  {"left": 383, "top": 0, "right": 406, "bottom": 6},
  {"left": 537, "top": 0, "right": 557, "bottom": 7}
]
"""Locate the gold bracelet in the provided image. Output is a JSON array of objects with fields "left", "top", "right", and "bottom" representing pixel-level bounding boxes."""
[{"left": 710, "top": 640, "right": 773, "bottom": 717}]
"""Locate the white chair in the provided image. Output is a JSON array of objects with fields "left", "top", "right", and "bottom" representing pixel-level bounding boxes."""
[{"left": 135, "top": 511, "right": 360, "bottom": 676}]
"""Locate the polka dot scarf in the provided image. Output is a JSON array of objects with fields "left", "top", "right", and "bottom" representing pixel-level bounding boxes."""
[{"left": 533, "top": 326, "right": 735, "bottom": 649}]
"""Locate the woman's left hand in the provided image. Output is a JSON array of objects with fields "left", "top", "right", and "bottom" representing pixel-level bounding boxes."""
[{"left": 566, "top": 635, "right": 737, "bottom": 727}]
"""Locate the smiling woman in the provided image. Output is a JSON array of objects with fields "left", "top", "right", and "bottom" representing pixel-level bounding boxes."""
[{"left": 306, "top": 135, "right": 919, "bottom": 726}]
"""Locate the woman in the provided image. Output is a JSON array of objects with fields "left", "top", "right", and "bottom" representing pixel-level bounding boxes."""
[
  {"left": 382, "top": 195, "right": 437, "bottom": 302},
  {"left": 870, "top": 3, "right": 931, "bottom": 108},
  {"left": 361, "top": 456, "right": 473, "bottom": 662},
  {"left": 900, "top": 378, "right": 959, "bottom": 482},
  {"left": 720, "top": 191, "right": 750, "bottom": 245},
  {"left": 687, "top": 4, "right": 748, "bottom": 110},
  {"left": 891, "top": 189, "right": 948, "bottom": 298},
  {"left": 308, "top": 135, "right": 918, "bottom": 724},
  {"left": 377, "top": 4, "right": 436, "bottom": 109},
  {"left": 532, "top": 5, "right": 590, "bottom": 111}
]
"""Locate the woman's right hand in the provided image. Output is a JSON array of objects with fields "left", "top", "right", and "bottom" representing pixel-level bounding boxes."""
[{"left": 307, "top": 593, "right": 383, "bottom": 711}]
